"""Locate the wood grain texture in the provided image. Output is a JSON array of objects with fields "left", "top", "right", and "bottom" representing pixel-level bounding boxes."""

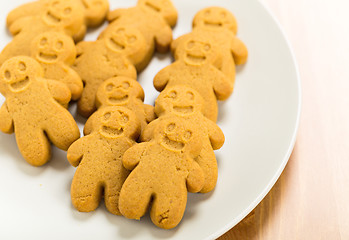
[{"left": 219, "top": 0, "right": 349, "bottom": 239}]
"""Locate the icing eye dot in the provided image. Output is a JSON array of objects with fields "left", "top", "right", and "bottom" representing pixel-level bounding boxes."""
[
  {"left": 169, "top": 90, "right": 177, "bottom": 99},
  {"left": 204, "top": 44, "right": 211, "bottom": 51},
  {"left": 187, "top": 41, "right": 195, "bottom": 49},
  {"left": 56, "top": 41, "right": 63, "bottom": 50},
  {"left": 184, "top": 130, "right": 192, "bottom": 140},
  {"left": 122, "top": 82, "right": 130, "bottom": 89},
  {"left": 40, "top": 38, "right": 48, "bottom": 46},
  {"left": 204, "top": 10, "right": 211, "bottom": 16},
  {"left": 104, "top": 112, "right": 111, "bottom": 120},
  {"left": 220, "top": 11, "right": 226, "bottom": 18},
  {"left": 18, "top": 62, "right": 26, "bottom": 71},
  {"left": 64, "top": 7, "right": 72, "bottom": 15},
  {"left": 4, "top": 70, "right": 11, "bottom": 80},
  {"left": 127, "top": 36, "right": 137, "bottom": 44},
  {"left": 186, "top": 91, "right": 194, "bottom": 100},
  {"left": 167, "top": 123, "right": 176, "bottom": 132},
  {"left": 106, "top": 83, "right": 114, "bottom": 91}
]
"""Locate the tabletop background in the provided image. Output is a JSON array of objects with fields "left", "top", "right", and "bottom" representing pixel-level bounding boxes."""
[{"left": 220, "top": 0, "right": 349, "bottom": 239}]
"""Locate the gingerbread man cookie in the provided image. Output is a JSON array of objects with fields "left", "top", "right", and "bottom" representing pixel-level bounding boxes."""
[
  {"left": 67, "top": 106, "right": 140, "bottom": 215},
  {"left": 119, "top": 118, "right": 204, "bottom": 229},
  {"left": 154, "top": 36, "right": 233, "bottom": 122},
  {"left": 0, "top": 0, "right": 84, "bottom": 66},
  {"left": 171, "top": 7, "right": 248, "bottom": 84},
  {"left": 101, "top": 0, "right": 178, "bottom": 55},
  {"left": 73, "top": 25, "right": 148, "bottom": 117},
  {"left": 31, "top": 32, "right": 83, "bottom": 101},
  {"left": 6, "top": 0, "right": 109, "bottom": 42},
  {"left": 84, "top": 77, "right": 155, "bottom": 136},
  {"left": 0, "top": 56, "right": 80, "bottom": 166},
  {"left": 141, "top": 86, "right": 225, "bottom": 193}
]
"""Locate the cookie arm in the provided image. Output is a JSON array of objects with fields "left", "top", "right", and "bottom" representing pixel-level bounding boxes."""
[
  {"left": 63, "top": 66, "right": 84, "bottom": 101},
  {"left": 67, "top": 137, "right": 87, "bottom": 167},
  {"left": 122, "top": 142, "right": 148, "bottom": 170},
  {"left": 83, "top": 112, "right": 98, "bottom": 136},
  {"left": 231, "top": 37, "right": 248, "bottom": 65},
  {"left": 0, "top": 102, "right": 14, "bottom": 134},
  {"left": 212, "top": 68, "right": 233, "bottom": 101},
  {"left": 206, "top": 118, "right": 225, "bottom": 150},
  {"left": 107, "top": 8, "right": 127, "bottom": 22},
  {"left": 47, "top": 79, "right": 72, "bottom": 106},
  {"left": 140, "top": 119, "right": 160, "bottom": 142},
  {"left": 153, "top": 66, "right": 171, "bottom": 91},
  {"left": 9, "top": 17, "right": 26, "bottom": 36},
  {"left": 154, "top": 25, "right": 173, "bottom": 53},
  {"left": 144, "top": 104, "right": 156, "bottom": 123},
  {"left": 186, "top": 160, "right": 205, "bottom": 193}
]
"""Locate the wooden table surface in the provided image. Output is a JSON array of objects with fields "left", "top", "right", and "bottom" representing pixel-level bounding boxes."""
[{"left": 219, "top": 0, "right": 349, "bottom": 239}]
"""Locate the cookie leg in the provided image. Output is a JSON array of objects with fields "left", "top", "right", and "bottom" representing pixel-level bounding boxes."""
[
  {"left": 44, "top": 110, "right": 80, "bottom": 151},
  {"left": 71, "top": 168, "right": 103, "bottom": 212},
  {"left": 150, "top": 189, "right": 187, "bottom": 229},
  {"left": 15, "top": 127, "right": 51, "bottom": 166},
  {"left": 204, "top": 99, "right": 218, "bottom": 122},
  {"left": 119, "top": 173, "right": 153, "bottom": 220},
  {"left": 196, "top": 142, "right": 218, "bottom": 193},
  {"left": 104, "top": 168, "right": 130, "bottom": 216}
]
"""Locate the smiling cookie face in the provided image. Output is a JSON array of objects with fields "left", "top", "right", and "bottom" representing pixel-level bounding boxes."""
[
  {"left": 104, "top": 26, "right": 147, "bottom": 62},
  {"left": 97, "top": 106, "right": 140, "bottom": 140},
  {"left": 31, "top": 32, "right": 76, "bottom": 65},
  {"left": 193, "top": 7, "right": 238, "bottom": 34},
  {"left": 138, "top": 0, "right": 178, "bottom": 27},
  {"left": 0, "top": 56, "right": 43, "bottom": 94},
  {"left": 154, "top": 118, "right": 202, "bottom": 156},
  {"left": 175, "top": 37, "right": 218, "bottom": 66},
  {"left": 96, "top": 77, "right": 144, "bottom": 108},
  {"left": 155, "top": 86, "right": 204, "bottom": 117},
  {"left": 43, "top": 0, "right": 84, "bottom": 31}
]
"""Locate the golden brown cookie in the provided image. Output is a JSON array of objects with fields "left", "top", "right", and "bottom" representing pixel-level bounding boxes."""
[
  {"left": 154, "top": 36, "right": 233, "bottom": 122},
  {"left": 0, "top": 0, "right": 85, "bottom": 66},
  {"left": 73, "top": 25, "right": 149, "bottom": 117},
  {"left": 6, "top": 0, "right": 109, "bottom": 42},
  {"left": 141, "top": 86, "right": 225, "bottom": 193},
  {"left": 31, "top": 31, "right": 83, "bottom": 101},
  {"left": 0, "top": 56, "right": 80, "bottom": 166},
  {"left": 67, "top": 106, "right": 141, "bottom": 215},
  {"left": 119, "top": 117, "right": 204, "bottom": 229},
  {"left": 171, "top": 7, "right": 248, "bottom": 84},
  {"left": 192, "top": 6, "right": 238, "bottom": 34},
  {"left": 102, "top": 0, "right": 178, "bottom": 55},
  {"left": 84, "top": 77, "right": 155, "bottom": 136}
]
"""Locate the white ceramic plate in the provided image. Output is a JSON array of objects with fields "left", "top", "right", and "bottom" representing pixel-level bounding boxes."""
[{"left": 0, "top": 0, "right": 300, "bottom": 239}]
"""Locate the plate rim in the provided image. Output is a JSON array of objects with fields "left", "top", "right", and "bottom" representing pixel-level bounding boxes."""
[{"left": 207, "top": 1, "right": 302, "bottom": 239}]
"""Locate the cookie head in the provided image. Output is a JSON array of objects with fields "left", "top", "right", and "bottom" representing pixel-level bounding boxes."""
[
  {"left": 138, "top": 0, "right": 178, "bottom": 27},
  {"left": 98, "top": 107, "right": 140, "bottom": 140},
  {"left": 96, "top": 77, "right": 144, "bottom": 108},
  {"left": 43, "top": 0, "right": 84, "bottom": 29},
  {"left": 0, "top": 57, "right": 43, "bottom": 94},
  {"left": 104, "top": 26, "right": 147, "bottom": 61},
  {"left": 175, "top": 38, "right": 217, "bottom": 66},
  {"left": 155, "top": 86, "right": 203, "bottom": 117},
  {"left": 193, "top": 7, "right": 237, "bottom": 34},
  {"left": 31, "top": 32, "right": 76, "bottom": 65},
  {"left": 155, "top": 118, "right": 202, "bottom": 156}
]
